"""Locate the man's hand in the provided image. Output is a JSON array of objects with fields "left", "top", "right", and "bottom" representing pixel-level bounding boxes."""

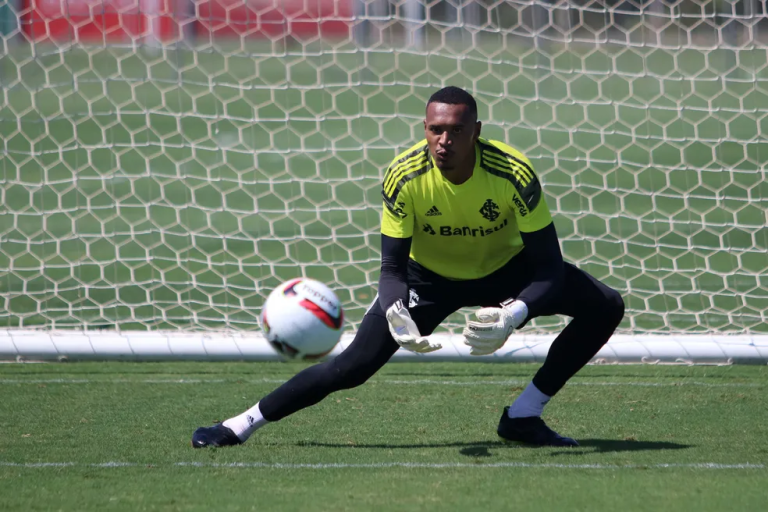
[
  {"left": 462, "top": 300, "right": 528, "bottom": 356},
  {"left": 385, "top": 300, "right": 442, "bottom": 354}
]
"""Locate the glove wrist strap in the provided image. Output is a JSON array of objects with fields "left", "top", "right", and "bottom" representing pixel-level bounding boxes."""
[{"left": 501, "top": 299, "right": 529, "bottom": 322}]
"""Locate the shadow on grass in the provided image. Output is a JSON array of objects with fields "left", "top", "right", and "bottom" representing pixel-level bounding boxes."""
[
  {"left": 378, "top": 371, "right": 536, "bottom": 379},
  {"left": 297, "top": 439, "right": 691, "bottom": 456},
  {"left": 377, "top": 369, "right": 752, "bottom": 381},
  {"left": 297, "top": 440, "right": 510, "bottom": 450},
  {"left": 551, "top": 439, "right": 691, "bottom": 455}
]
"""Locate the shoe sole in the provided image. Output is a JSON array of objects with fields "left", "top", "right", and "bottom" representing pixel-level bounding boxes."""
[
  {"left": 498, "top": 437, "right": 551, "bottom": 448},
  {"left": 191, "top": 440, "right": 230, "bottom": 448},
  {"left": 498, "top": 434, "right": 579, "bottom": 448}
]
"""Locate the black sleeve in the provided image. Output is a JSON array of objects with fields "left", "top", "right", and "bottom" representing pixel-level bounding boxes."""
[
  {"left": 378, "top": 234, "right": 412, "bottom": 312},
  {"left": 516, "top": 222, "right": 565, "bottom": 319}
]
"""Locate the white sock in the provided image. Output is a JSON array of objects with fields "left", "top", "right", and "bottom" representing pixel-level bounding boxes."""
[
  {"left": 507, "top": 382, "right": 551, "bottom": 419},
  {"left": 222, "top": 402, "right": 269, "bottom": 441}
]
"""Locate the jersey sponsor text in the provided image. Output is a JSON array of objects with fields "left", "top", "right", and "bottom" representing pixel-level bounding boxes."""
[
  {"left": 512, "top": 196, "right": 528, "bottom": 216},
  {"left": 422, "top": 218, "right": 509, "bottom": 237}
]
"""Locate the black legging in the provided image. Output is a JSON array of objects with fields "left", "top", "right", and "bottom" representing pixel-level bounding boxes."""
[{"left": 259, "top": 261, "right": 624, "bottom": 421}]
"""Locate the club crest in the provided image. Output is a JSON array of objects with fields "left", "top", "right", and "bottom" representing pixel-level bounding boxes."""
[{"left": 479, "top": 199, "right": 500, "bottom": 222}]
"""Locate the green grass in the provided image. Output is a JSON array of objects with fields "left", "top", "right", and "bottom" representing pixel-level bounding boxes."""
[
  {"left": 1, "top": 42, "right": 767, "bottom": 334},
  {"left": 1, "top": 361, "right": 767, "bottom": 511}
]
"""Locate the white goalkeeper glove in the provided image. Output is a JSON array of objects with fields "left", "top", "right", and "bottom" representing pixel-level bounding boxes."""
[
  {"left": 462, "top": 299, "right": 528, "bottom": 356},
  {"left": 385, "top": 300, "right": 442, "bottom": 354}
]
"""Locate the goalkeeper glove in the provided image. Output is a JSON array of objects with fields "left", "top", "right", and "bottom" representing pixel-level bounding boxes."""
[
  {"left": 385, "top": 300, "right": 442, "bottom": 354},
  {"left": 462, "top": 299, "right": 528, "bottom": 356}
]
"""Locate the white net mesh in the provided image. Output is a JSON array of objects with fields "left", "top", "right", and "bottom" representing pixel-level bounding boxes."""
[{"left": 1, "top": 0, "right": 766, "bottom": 336}]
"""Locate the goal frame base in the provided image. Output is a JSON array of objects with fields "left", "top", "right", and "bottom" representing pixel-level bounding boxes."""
[{"left": 2, "top": 331, "right": 766, "bottom": 365}]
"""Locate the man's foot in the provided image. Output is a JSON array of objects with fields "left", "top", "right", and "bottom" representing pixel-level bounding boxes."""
[
  {"left": 191, "top": 423, "right": 243, "bottom": 448},
  {"left": 497, "top": 407, "right": 579, "bottom": 447}
]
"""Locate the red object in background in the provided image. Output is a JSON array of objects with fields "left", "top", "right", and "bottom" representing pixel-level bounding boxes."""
[
  {"left": 22, "top": 0, "right": 179, "bottom": 43},
  {"left": 196, "top": 0, "right": 352, "bottom": 40}
]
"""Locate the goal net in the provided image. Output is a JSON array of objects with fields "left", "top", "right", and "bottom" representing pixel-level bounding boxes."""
[{"left": 1, "top": 0, "right": 766, "bottom": 361}]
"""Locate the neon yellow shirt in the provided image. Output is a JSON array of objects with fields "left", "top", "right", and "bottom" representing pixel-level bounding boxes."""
[{"left": 381, "top": 138, "right": 553, "bottom": 280}]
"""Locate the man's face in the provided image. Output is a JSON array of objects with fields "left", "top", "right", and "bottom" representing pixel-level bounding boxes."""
[{"left": 424, "top": 102, "right": 481, "bottom": 171}]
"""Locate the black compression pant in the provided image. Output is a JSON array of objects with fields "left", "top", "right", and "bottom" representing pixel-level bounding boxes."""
[{"left": 259, "top": 254, "right": 624, "bottom": 421}]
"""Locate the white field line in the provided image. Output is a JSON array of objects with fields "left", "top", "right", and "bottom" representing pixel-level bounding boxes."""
[
  {"left": 0, "top": 378, "right": 762, "bottom": 388},
  {"left": 0, "top": 461, "right": 763, "bottom": 470}
]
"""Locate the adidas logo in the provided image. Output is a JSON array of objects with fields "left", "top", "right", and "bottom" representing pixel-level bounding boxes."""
[{"left": 425, "top": 206, "right": 442, "bottom": 216}]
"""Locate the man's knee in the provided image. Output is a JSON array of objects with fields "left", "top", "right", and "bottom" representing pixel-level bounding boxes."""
[
  {"left": 603, "top": 287, "right": 625, "bottom": 326},
  {"left": 572, "top": 283, "right": 624, "bottom": 328}
]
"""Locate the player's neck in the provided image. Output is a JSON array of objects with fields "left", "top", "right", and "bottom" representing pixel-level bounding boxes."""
[{"left": 438, "top": 155, "right": 476, "bottom": 185}]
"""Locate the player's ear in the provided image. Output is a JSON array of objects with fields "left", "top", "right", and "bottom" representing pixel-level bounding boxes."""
[
  {"left": 474, "top": 121, "right": 482, "bottom": 140},
  {"left": 423, "top": 119, "right": 427, "bottom": 133}
]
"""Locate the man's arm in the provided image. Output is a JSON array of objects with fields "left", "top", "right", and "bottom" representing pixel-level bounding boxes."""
[
  {"left": 516, "top": 222, "right": 565, "bottom": 321},
  {"left": 463, "top": 145, "right": 562, "bottom": 354},
  {"left": 378, "top": 234, "right": 411, "bottom": 311},
  {"left": 500, "top": 151, "right": 562, "bottom": 323},
  {"left": 379, "top": 168, "right": 440, "bottom": 353},
  {"left": 378, "top": 233, "right": 441, "bottom": 353}
]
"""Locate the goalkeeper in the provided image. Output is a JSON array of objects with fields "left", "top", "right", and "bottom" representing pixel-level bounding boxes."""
[{"left": 193, "top": 86, "right": 624, "bottom": 448}]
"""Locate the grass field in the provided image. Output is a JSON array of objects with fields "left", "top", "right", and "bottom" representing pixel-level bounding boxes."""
[
  {"left": 1, "top": 41, "right": 767, "bottom": 334},
  {"left": 0, "top": 361, "right": 767, "bottom": 511}
]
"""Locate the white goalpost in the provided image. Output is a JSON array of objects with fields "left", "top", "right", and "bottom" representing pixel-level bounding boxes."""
[
  {"left": 0, "top": 0, "right": 766, "bottom": 363},
  {"left": 3, "top": 331, "right": 768, "bottom": 364}
]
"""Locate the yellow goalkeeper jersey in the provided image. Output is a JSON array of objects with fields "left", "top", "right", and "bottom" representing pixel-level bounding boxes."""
[{"left": 381, "top": 137, "right": 553, "bottom": 280}]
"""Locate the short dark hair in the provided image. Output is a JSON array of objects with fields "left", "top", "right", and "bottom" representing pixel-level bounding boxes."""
[{"left": 426, "top": 86, "right": 478, "bottom": 120}]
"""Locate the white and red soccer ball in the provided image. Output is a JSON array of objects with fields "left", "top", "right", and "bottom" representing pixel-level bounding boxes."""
[{"left": 260, "top": 278, "right": 344, "bottom": 360}]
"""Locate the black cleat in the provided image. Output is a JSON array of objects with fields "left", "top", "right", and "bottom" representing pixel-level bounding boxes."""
[
  {"left": 191, "top": 423, "right": 243, "bottom": 448},
  {"left": 497, "top": 407, "right": 579, "bottom": 447}
]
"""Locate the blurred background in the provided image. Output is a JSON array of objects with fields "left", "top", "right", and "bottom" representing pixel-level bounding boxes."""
[{"left": 1, "top": 0, "right": 766, "bottom": 340}]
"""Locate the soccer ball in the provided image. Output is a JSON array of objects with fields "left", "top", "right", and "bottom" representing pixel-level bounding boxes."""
[{"left": 260, "top": 278, "right": 344, "bottom": 360}]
